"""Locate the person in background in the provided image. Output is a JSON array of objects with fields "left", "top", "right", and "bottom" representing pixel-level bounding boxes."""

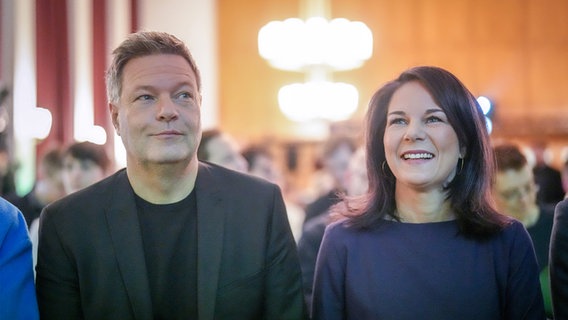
[
  {"left": 302, "top": 136, "right": 357, "bottom": 225},
  {"left": 551, "top": 198, "right": 568, "bottom": 319},
  {"left": 0, "top": 196, "right": 39, "bottom": 319},
  {"left": 36, "top": 31, "right": 306, "bottom": 319},
  {"left": 0, "top": 89, "right": 17, "bottom": 196},
  {"left": 197, "top": 128, "right": 248, "bottom": 173},
  {"left": 531, "top": 141, "right": 564, "bottom": 206},
  {"left": 561, "top": 158, "right": 568, "bottom": 199},
  {"left": 298, "top": 146, "right": 367, "bottom": 310},
  {"left": 29, "top": 141, "right": 112, "bottom": 269},
  {"left": 311, "top": 66, "right": 544, "bottom": 319},
  {"left": 0, "top": 140, "right": 17, "bottom": 197},
  {"left": 6, "top": 148, "right": 65, "bottom": 228},
  {"left": 60, "top": 141, "right": 111, "bottom": 195},
  {"left": 242, "top": 144, "right": 305, "bottom": 242},
  {"left": 492, "top": 143, "right": 554, "bottom": 317},
  {"left": 242, "top": 144, "right": 282, "bottom": 184}
]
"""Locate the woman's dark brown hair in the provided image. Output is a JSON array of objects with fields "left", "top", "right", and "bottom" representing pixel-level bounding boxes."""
[{"left": 344, "top": 66, "right": 509, "bottom": 239}]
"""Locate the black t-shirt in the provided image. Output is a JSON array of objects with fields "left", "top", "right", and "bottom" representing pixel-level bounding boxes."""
[{"left": 135, "top": 191, "right": 198, "bottom": 319}]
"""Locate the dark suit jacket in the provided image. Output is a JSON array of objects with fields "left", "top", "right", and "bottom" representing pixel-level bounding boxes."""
[
  {"left": 551, "top": 198, "right": 568, "bottom": 319},
  {"left": 36, "top": 162, "right": 307, "bottom": 320}
]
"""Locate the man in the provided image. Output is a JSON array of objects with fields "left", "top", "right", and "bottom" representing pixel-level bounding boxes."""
[
  {"left": 551, "top": 198, "right": 568, "bottom": 319},
  {"left": 531, "top": 141, "right": 564, "bottom": 206},
  {"left": 492, "top": 143, "right": 554, "bottom": 317},
  {"left": 197, "top": 128, "right": 249, "bottom": 173},
  {"left": 0, "top": 197, "right": 39, "bottom": 319},
  {"left": 36, "top": 31, "right": 306, "bottom": 319}
]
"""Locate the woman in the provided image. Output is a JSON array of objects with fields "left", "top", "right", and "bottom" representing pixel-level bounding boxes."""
[{"left": 311, "top": 66, "right": 545, "bottom": 319}]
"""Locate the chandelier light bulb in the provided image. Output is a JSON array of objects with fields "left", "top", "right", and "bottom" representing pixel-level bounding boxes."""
[
  {"left": 278, "top": 81, "right": 359, "bottom": 122},
  {"left": 258, "top": 17, "right": 373, "bottom": 71}
]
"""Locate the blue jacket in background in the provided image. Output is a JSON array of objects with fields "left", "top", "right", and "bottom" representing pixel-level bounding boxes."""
[{"left": 0, "top": 196, "right": 39, "bottom": 320}]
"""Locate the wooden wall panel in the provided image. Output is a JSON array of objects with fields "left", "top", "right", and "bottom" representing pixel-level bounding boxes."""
[{"left": 218, "top": 0, "right": 568, "bottom": 144}]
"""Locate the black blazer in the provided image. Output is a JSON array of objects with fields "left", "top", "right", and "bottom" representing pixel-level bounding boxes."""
[
  {"left": 36, "top": 162, "right": 307, "bottom": 319},
  {"left": 551, "top": 198, "right": 568, "bottom": 319}
]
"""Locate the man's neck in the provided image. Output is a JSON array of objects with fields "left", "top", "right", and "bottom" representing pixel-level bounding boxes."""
[{"left": 126, "top": 158, "right": 198, "bottom": 204}]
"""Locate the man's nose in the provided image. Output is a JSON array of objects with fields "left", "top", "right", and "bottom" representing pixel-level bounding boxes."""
[{"left": 156, "top": 98, "right": 179, "bottom": 121}]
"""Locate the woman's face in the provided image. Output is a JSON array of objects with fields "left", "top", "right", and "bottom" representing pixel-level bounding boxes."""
[{"left": 383, "top": 81, "right": 462, "bottom": 191}]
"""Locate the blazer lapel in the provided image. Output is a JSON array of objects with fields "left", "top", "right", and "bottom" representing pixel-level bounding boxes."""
[
  {"left": 195, "top": 163, "right": 225, "bottom": 320},
  {"left": 105, "top": 171, "right": 153, "bottom": 320}
]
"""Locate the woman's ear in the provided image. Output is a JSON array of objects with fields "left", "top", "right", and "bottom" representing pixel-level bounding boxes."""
[{"left": 459, "top": 146, "right": 466, "bottom": 159}]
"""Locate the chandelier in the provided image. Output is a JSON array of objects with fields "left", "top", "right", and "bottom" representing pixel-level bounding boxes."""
[{"left": 258, "top": 0, "right": 373, "bottom": 122}]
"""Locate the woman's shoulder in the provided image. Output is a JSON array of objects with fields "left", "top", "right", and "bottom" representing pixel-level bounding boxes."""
[
  {"left": 491, "top": 218, "right": 534, "bottom": 252},
  {"left": 500, "top": 218, "right": 527, "bottom": 236},
  {"left": 325, "top": 218, "right": 352, "bottom": 235},
  {"left": 323, "top": 217, "right": 392, "bottom": 242},
  {"left": 323, "top": 218, "right": 370, "bottom": 243}
]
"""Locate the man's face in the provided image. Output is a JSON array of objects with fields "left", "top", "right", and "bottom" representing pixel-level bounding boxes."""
[
  {"left": 110, "top": 54, "right": 202, "bottom": 166},
  {"left": 494, "top": 165, "right": 539, "bottom": 220}
]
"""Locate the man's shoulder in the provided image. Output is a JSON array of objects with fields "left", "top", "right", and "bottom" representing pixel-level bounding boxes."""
[
  {"left": 48, "top": 169, "right": 127, "bottom": 211},
  {"left": 555, "top": 199, "right": 568, "bottom": 217},
  {"left": 198, "top": 161, "right": 276, "bottom": 189}
]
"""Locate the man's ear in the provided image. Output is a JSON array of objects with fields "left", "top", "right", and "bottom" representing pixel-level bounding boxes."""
[{"left": 109, "top": 103, "right": 120, "bottom": 136}]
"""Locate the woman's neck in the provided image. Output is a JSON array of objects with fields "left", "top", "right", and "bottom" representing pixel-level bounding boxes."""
[{"left": 394, "top": 186, "right": 455, "bottom": 223}]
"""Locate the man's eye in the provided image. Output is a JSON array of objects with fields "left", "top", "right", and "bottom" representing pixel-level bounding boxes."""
[
  {"left": 177, "top": 92, "right": 192, "bottom": 100},
  {"left": 136, "top": 94, "right": 153, "bottom": 101}
]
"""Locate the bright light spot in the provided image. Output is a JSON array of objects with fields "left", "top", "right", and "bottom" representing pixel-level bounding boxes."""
[
  {"left": 485, "top": 116, "right": 493, "bottom": 134},
  {"left": 82, "top": 125, "right": 107, "bottom": 145},
  {"left": 114, "top": 133, "right": 127, "bottom": 169},
  {"left": 477, "top": 96, "right": 492, "bottom": 115},
  {"left": 278, "top": 81, "right": 359, "bottom": 122},
  {"left": 258, "top": 17, "right": 373, "bottom": 71},
  {"left": 20, "top": 107, "right": 53, "bottom": 140}
]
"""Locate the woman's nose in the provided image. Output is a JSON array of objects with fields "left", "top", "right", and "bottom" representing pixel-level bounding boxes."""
[{"left": 404, "top": 121, "right": 426, "bottom": 141}]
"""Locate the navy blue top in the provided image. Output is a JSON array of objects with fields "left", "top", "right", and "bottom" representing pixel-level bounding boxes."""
[{"left": 312, "top": 219, "right": 545, "bottom": 320}]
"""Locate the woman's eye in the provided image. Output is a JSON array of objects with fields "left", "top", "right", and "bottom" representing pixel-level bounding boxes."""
[
  {"left": 388, "top": 118, "right": 406, "bottom": 125},
  {"left": 426, "top": 116, "right": 443, "bottom": 123}
]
